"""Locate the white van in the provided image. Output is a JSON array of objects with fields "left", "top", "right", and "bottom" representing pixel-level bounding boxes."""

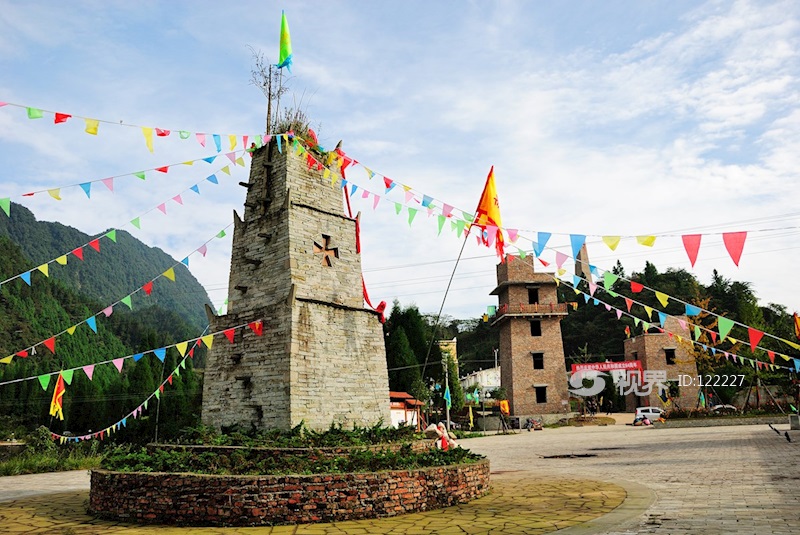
[{"left": 635, "top": 407, "right": 664, "bottom": 420}]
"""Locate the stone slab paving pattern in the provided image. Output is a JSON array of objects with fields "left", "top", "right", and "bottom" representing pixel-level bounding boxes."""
[{"left": 0, "top": 421, "right": 798, "bottom": 534}]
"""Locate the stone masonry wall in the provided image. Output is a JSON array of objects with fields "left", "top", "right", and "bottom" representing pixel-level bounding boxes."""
[
  {"left": 202, "top": 138, "right": 389, "bottom": 431},
  {"left": 89, "top": 460, "right": 490, "bottom": 526}
]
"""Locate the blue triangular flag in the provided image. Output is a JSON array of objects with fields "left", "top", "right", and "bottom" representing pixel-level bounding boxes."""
[
  {"left": 213, "top": 134, "right": 221, "bottom": 152},
  {"left": 202, "top": 156, "right": 216, "bottom": 164},
  {"left": 86, "top": 316, "right": 98, "bottom": 333},
  {"left": 133, "top": 353, "right": 144, "bottom": 362},
  {"left": 20, "top": 271, "right": 31, "bottom": 285},
  {"left": 190, "top": 185, "right": 200, "bottom": 194},
  {"left": 534, "top": 232, "right": 551, "bottom": 257},
  {"left": 657, "top": 311, "right": 667, "bottom": 326},
  {"left": 206, "top": 174, "right": 218, "bottom": 184},
  {"left": 685, "top": 304, "right": 702, "bottom": 316},
  {"left": 276, "top": 135, "right": 282, "bottom": 153},
  {"left": 154, "top": 348, "right": 166, "bottom": 362},
  {"left": 570, "top": 234, "right": 586, "bottom": 259},
  {"left": 79, "top": 183, "right": 92, "bottom": 198},
  {"left": 181, "top": 257, "right": 189, "bottom": 266},
  {"left": 572, "top": 275, "right": 581, "bottom": 288}
]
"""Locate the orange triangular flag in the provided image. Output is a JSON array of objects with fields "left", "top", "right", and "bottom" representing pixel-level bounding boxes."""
[
  {"left": 49, "top": 373, "right": 66, "bottom": 420},
  {"left": 472, "top": 166, "right": 504, "bottom": 259}
]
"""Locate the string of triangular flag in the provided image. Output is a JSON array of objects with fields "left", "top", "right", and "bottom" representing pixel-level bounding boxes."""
[
  {"left": 557, "top": 273, "right": 798, "bottom": 373},
  {"left": 0, "top": 145, "right": 260, "bottom": 218},
  {"left": 557, "top": 261, "right": 800, "bottom": 367},
  {"left": 48, "top": 320, "right": 264, "bottom": 443},
  {"left": 0, "top": 100, "right": 271, "bottom": 155},
  {"left": 554, "top": 244, "right": 800, "bottom": 359},
  {"left": 0, "top": 223, "right": 232, "bottom": 365},
  {"left": 288, "top": 136, "right": 759, "bottom": 268},
  {"left": 0, "top": 152, "right": 249, "bottom": 289},
  {"left": 0, "top": 320, "right": 263, "bottom": 388}
]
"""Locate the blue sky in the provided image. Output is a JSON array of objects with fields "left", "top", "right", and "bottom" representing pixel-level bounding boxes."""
[{"left": 1, "top": 0, "right": 799, "bottom": 329}]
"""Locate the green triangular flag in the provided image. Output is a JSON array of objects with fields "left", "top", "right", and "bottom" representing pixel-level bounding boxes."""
[
  {"left": 607, "top": 290, "right": 619, "bottom": 298},
  {"left": 717, "top": 316, "right": 735, "bottom": 342},
  {"left": 0, "top": 198, "right": 9, "bottom": 217},
  {"left": 694, "top": 325, "right": 701, "bottom": 340},
  {"left": 603, "top": 272, "right": 619, "bottom": 289},
  {"left": 144, "top": 399, "right": 149, "bottom": 410},
  {"left": 134, "top": 172, "right": 146, "bottom": 180},
  {"left": 180, "top": 359, "right": 187, "bottom": 369},
  {"left": 179, "top": 130, "right": 191, "bottom": 139},
  {"left": 174, "top": 366, "right": 180, "bottom": 377},
  {"left": 437, "top": 215, "right": 445, "bottom": 235},
  {"left": 456, "top": 219, "right": 466, "bottom": 236},
  {"left": 38, "top": 374, "right": 51, "bottom": 390},
  {"left": 394, "top": 202, "right": 402, "bottom": 215},
  {"left": 106, "top": 229, "right": 117, "bottom": 242},
  {"left": 407, "top": 207, "right": 418, "bottom": 225},
  {"left": 27, "top": 107, "right": 43, "bottom": 119},
  {"left": 217, "top": 230, "right": 226, "bottom": 238},
  {"left": 518, "top": 248, "right": 527, "bottom": 259},
  {"left": 155, "top": 390, "right": 161, "bottom": 400},
  {"left": 61, "top": 369, "right": 74, "bottom": 385},
  {"left": 130, "top": 217, "right": 141, "bottom": 229},
  {"left": 120, "top": 295, "right": 133, "bottom": 310}
]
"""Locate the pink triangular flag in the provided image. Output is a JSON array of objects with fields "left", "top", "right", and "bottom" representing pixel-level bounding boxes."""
[
  {"left": 372, "top": 194, "right": 380, "bottom": 210},
  {"left": 197, "top": 244, "right": 208, "bottom": 257},
  {"left": 442, "top": 204, "right": 454, "bottom": 218},
  {"left": 102, "top": 305, "right": 113, "bottom": 317},
  {"left": 82, "top": 365, "right": 94, "bottom": 380},
  {"left": 682, "top": 234, "right": 701, "bottom": 267},
  {"left": 555, "top": 251, "right": 568, "bottom": 268},
  {"left": 157, "top": 203, "right": 167, "bottom": 214},
  {"left": 226, "top": 152, "right": 236, "bottom": 163},
  {"left": 101, "top": 178, "right": 114, "bottom": 192},
  {"left": 616, "top": 309, "right": 622, "bottom": 319},
  {"left": 196, "top": 133, "right": 206, "bottom": 146},
  {"left": 723, "top": 231, "right": 747, "bottom": 266},
  {"left": 112, "top": 358, "right": 124, "bottom": 372},
  {"left": 172, "top": 194, "right": 183, "bottom": 205}
]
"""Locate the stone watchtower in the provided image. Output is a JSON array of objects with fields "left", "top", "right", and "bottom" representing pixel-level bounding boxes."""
[
  {"left": 201, "top": 139, "right": 390, "bottom": 431},
  {"left": 491, "top": 255, "right": 570, "bottom": 419}
]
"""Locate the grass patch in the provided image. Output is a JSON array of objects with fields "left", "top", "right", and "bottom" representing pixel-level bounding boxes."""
[{"left": 102, "top": 444, "right": 484, "bottom": 476}]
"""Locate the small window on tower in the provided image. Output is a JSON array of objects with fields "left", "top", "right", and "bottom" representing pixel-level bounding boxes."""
[
  {"left": 528, "top": 288, "right": 539, "bottom": 304},
  {"left": 530, "top": 320, "right": 542, "bottom": 336},
  {"left": 535, "top": 386, "right": 547, "bottom": 404},
  {"left": 532, "top": 352, "right": 544, "bottom": 369},
  {"left": 665, "top": 348, "right": 676, "bottom": 365}
]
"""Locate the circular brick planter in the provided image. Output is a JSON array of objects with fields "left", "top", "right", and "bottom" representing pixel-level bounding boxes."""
[{"left": 89, "top": 459, "right": 490, "bottom": 526}]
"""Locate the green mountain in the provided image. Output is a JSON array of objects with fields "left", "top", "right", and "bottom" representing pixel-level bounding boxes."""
[
  {"left": 0, "top": 203, "right": 212, "bottom": 331},
  {"left": 0, "top": 236, "right": 202, "bottom": 439}
]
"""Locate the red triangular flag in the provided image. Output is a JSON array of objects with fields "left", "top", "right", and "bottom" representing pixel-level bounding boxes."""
[
  {"left": 722, "top": 231, "right": 746, "bottom": 266},
  {"left": 188, "top": 347, "right": 195, "bottom": 358},
  {"left": 54, "top": 112, "right": 71, "bottom": 124},
  {"left": 630, "top": 281, "right": 644, "bottom": 293},
  {"left": 248, "top": 320, "right": 263, "bottom": 336},
  {"left": 767, "top": 351, "right": 775, "bottom": 364},
  {"left": 159, "top": 385, "right": 165, "bottom": 393},
  {"left": 72, "top": 247, "right": 84, "bottom": 260},
  {"left": 167, "top": 375, "right": 173, "bottom": 385},
  {"left": 43, "top": 337, "right": 56, "bottom": 354},
  {"left": 155, "top": 166, "right": 169, "bottom": 173},
  {"left": 682, "top": 234, "right": 702, "bottom": 268},
  {"left": 709, "top": 331, "right": 718, "bottom": 343},
  {"left": 624, "top": 297, "right": 633, "bottom": 312},
  {"left": 747, "top": 327, "right": 764, "bottom": 352},
  {"left": 88, "top": 239, "right": 100, "bottom": 252},
  {"left": 155, "top": 128, "right": 170, "bottom": 137},
  {"left": 142, "top": 281, "right": 154, "bottom": 295},
  {"left": 15, "top": 350, "right": 28, "bottom": 357},
  {"left": 223, "top": 329, "right": 235, "bottom": 343}
]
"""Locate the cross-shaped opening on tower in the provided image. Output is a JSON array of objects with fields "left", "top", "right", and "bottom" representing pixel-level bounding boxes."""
[{"left": 313, "top": 234, "right": 339, "bottom": 267}]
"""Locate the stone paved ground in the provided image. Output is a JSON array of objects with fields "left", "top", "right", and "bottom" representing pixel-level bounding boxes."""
[{"left": 0, "top": 420, "right": 797, "bottom": 533}]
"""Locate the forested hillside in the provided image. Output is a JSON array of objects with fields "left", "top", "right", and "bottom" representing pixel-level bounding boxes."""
[
  {"left": 0, "top": 203, "right": 212, "bottom": 330},
  {"left": 0, "top": 236, "right": 202, "bottom": 440}
]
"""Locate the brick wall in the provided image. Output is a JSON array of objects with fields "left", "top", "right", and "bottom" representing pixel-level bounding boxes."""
[{"left": 89, "top": 460, "right": 490, "bottom": 526}]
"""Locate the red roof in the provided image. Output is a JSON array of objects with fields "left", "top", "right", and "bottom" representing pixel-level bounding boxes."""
[{"left": 389, "top": 391, "right": 414, "bottom": 399}]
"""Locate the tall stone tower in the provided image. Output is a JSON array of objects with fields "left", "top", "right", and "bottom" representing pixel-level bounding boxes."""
[
  {"left": 491, "top": 255, "right": 570, "bottom": 419},
  {"left": 202, "top": 138, "right": 390, "bottom": 431}
]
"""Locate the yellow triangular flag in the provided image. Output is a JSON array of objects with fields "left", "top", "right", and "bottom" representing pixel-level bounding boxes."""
[
  {"left": 56, "top": 255, "right": 68, "bottom": 265},
  {"left": 48, "top": 188, "right": 62, "bottom": 200},
  {"left": 175, "top": 341, "right": 188, "bottom": 357},
  {"left": 557, "top": 268, "right": 566, "bottom": 276},
  {"left": 235, "top": 157, "right": 245, "bottom": 167},
  {"left": 573, "top": 288, "right": 581, "bottom": 295},
  {"left": 162, "top": 267, "right": 176, "bottom": 281},
  {"left": 0, "top": 356, "right": 13, "bottom": 364},
  {"left": 780, "top": 353, "right": 791, "bottom": 361},
  {"left": 644, "top": 306, "right": 654, "bottom": 319},
  {"left": 636, "top": 235, "right": 656, "bottom": 247},
  {"left": 221, "top": 166, "right": 231, "bottom": 175},
  {"left": 655, "top": 292, "right": 669, "bottom": 307},
  {"left": 229, "top": 134, "right": 237, "bottom": 150},
  {"left": 786, "top": 341, "right": 800, "bottom": 351},
  {"left": 201, "top": 335, "right": 214, "bottom": 349},
  {"left": 142, "top": 127, "right": 154, "bottom": 152},
  {"left": 66, "top": 325, "right": 77, "bottom": 335},
  {"left": 602, "top": 236, "right": 621, "bottom": 251},
  {"left": 37, "top": 264, "right": 49, "bottom": 277},
  {"left": 182, "top": 160, "right": 194, "bottom": 166},
  {"left": 84, "top": 119, "right": 99, "bottom": 135}
]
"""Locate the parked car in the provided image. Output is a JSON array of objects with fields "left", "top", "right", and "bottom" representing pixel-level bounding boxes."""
[
  {"left": 710, "top": 404, "right": 738, "bottom": 414},
  {"left": 635, "top": 407, "right": 665, "bottom": 420}
]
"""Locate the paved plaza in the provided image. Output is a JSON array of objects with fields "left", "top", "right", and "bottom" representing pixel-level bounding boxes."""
[{"left": 0, "top": 420, "right": 798, "bottom": 534}]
